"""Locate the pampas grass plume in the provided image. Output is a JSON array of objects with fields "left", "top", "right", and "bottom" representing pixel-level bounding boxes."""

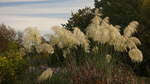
[
  {"left": 106, "top": 54, "right": 112, "bottom": 63},
  {"left": 128, "top": 48, "right": 143, "bottom": 62},
  {"left": 23, "top": 27, "right": 41, "bottom": 51},
  {"left": 38, "top": 68, "right": 53, "bottom": 81},
  {"left": 124, "top": 21, "right": 139, "bottom": 37},
  {"left": 51, "top": 26, "right": 79, "bottom": 49},
  {"left": 36, "top": 43, "right": 54, "bottom": 54},
  {"left": 73, "top": 27, "right": 89, "bottom": 52}
]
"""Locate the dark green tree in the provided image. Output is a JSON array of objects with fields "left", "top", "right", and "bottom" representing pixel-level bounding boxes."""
[
  {"left": 138, "top": 0, "right": 150, "bottom": 76},
  {"left": 94, "top": 0, "right": 143, "bottom": 27},
  {"left": 141, "top": 0, "right": 150, "bottom": 23},
  {"left": 62, "top": 7, "right": 95, "bottom": 32}
]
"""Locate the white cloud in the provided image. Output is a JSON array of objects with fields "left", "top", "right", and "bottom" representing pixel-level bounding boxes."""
[
  {"left": 12, "top": 0, "right": 94, "bottom": 8},
  {"left": 0, "top": 0, "right": 47, "bottom": 2},
  {"left": 0, "top": 1, "right": 94, "bottom": 15},
  {"left": 0, "top": 15, "right": 66, "bottom": 33},
  {"left": 0, "top": 0, "right": 94, "bottom": 15},
  {"left": 0, "top": 7, "right": 82, "bottom": 15},
  {"left": 0, "top": 0, "right": 94, "bottom": 34}
]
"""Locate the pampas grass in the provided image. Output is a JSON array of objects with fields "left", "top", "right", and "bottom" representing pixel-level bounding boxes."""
[
  {"left": 50, "top": 26, "right": 90, "bottom": 53},
  {"left": 50, "top": 26, "right": 79, "bottom": 49},
  {"left": 129, "top": 37, "right": 141, "bottom": 45},
  {"left": 109, "top": 25, "right": 122, "bottom": 45},
  {"left": 38, "top": 68, "right": 53, "bottom": 81},
  {"left": 113, "top": 36, "right": 127, "bottom": 52},
  {"left": 106, "top": 54, "right": 112, "bottom": 63},
  {"left": 85, "top": 9, "right": 143, "bottom": 62},
  {"left": 19, "top": 8, "right": 144, "bottom": 84},
  {"left": 73, "top": 27, "right": 90, "bottom": 52},
  {"left": 36, "top": 43, "right": 54, "bottom": 54},
  {"left": 124, "top": 21, "right": 139, "bottom": 37},
  {"left": 129, "top": 48, "right": 143, "bottom": 62},
  {"left": 22, "top": 27, "right": 41, "bottom": 52}
]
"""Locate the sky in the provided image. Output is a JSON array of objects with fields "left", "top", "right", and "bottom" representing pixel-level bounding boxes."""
[{"left": 0, "top": 0, "right": 94, "bottom": 33}]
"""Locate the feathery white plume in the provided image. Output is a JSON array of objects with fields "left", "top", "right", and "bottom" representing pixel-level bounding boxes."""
[
  {"left": 36, "top": 43, "right": 54, "bottom": 54},
  {"left": 128, "top": 48, "right": 143, "bottom": 62},
  {"left": 124, "top": 21, "right": 139, "bottom": 37},
  {"left": 106, "top": 54, "right": 112, "bottom": 63},
  {"left": 22, "top": 27, "right": 41, "bottom": 51},
  {"left": 113, "top": 36, "right": 127, "bottom": 52},
  {"left": 129, "top": 37, "right": 141, "bottom": 45},
  {"left": 73, "top": 27, "right": 89, "bottom": 52},
  {"left": 108, "top": 25, "right": 121, "bottom": 45},
  {"left": 51, "top": 26, "right": 79, "bottom": 49},
  {"left": 38, "top": 68, "right": 53, "bottom": 81},
  {"left": 86, "top": 10, "right": 111, "bottom": 44}
]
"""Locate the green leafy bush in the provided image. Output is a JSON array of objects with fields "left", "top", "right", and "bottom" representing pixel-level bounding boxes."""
[{"left": 0, "top": 51, "right": 27, "bottom": 84}]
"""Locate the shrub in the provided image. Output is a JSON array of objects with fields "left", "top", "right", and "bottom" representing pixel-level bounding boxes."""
[{"left": 0, "top": 51, "right": 27, "bottom": 84}]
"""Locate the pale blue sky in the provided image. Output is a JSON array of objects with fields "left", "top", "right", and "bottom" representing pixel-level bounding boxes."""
[{"left": 0, "top": 0, "right": 94, "bottom": 32}]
